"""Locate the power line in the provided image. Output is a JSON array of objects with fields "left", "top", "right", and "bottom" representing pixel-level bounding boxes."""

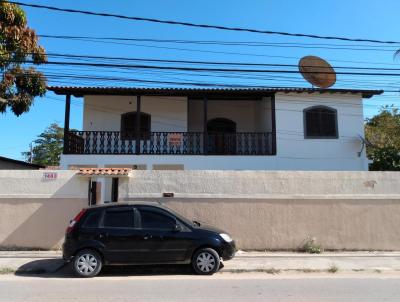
[
  {"left": 38, "top": 34, "right": 400, "bottom": 52},
  {"left": 38, "top": 34, "right": 400, "bottom": 47},
  {"left": 15, "top": 60, "right": 398, "bottom": 92},
  {"left": 20, "top": 59, "right": 400, "bottom": 78},
  {"left": 16, "top": 67, "right": 398, "bottom": 92},
  {"left": 38, "top": 62, "right": 400, "bottom": 90},
  {"left": 41, "top": 39, "right": 400, "bottom": 66},
  {"left": 40, "top": 72, "right": 395, "bottom": 94},
  {"left": 35, "top": 52, "right": 400, "bottom": 72},
  {"left": 7, "top": 1, "right": 400, "bottom": 44},
  {"left": 46, "top": 96, "right": 370, "bottom": 124},
  {"left": 45, "top": 84, "right": 395, "bottom": 113}
]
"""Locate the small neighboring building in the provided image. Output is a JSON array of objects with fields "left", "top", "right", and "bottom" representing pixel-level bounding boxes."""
[{"left": 0, "top": 156, "right": 44, "bottom": 170}]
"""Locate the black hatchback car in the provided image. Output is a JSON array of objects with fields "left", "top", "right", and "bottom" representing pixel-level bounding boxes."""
[{"left": 63, "top": 201, "right": 236, "bottom": 277}]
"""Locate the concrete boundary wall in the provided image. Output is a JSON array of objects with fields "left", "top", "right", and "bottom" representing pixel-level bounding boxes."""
[
  {"left": 0, "top": 198, "right": 87, "bottom": 249},
  {"left": 120, "top": 170, "right": 400, "bottom": 198},
  {"left": 0, "top": 170, "right": 399, "bottom": 250},
  {"left": 0, "top": 170, "right": 88, "bottom": 249},
  {"left": 159, "top": 198, "right": 400, "bottom": 250}
]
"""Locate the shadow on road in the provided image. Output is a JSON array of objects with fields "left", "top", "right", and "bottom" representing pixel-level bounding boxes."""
[{"left": 15, "top": 259, "right": 201, "bottom": 278}]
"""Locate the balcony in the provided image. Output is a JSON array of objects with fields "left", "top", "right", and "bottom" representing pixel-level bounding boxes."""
[{"left": 65, "top": 131, "right": 273, "bottom": 155}]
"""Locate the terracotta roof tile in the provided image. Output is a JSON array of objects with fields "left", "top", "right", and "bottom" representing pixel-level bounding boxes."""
[{"left": 77, "top": 168, "right": 132, "bottom": 177}]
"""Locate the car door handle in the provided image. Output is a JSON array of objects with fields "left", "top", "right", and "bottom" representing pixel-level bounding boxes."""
[
  {"left": 143, "top": 234, "right": 152, "bottom": 240},
  {"left": 99, "top": 233, "right": 108, "bottom": 239}
]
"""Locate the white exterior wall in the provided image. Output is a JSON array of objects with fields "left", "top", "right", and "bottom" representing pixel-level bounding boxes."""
[
  {"left": 61, "top": 92, "right": 368, "bottom": 171},
  {"left": 188, "top": 97, "right": 271, "bottom": 132},
  {"left": 274, "top": 92, "right": 368, "bottom": 171},
  {"left": 84, "top": 95, "right": 187, "bottom": 132},
  {"left": 0, "top": 170, "right": 86, "bottom": 199}
]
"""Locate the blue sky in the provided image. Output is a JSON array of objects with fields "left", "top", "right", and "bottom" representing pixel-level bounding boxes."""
[{"left": 1, "top": 0, "right": 400, "bottom": 160}]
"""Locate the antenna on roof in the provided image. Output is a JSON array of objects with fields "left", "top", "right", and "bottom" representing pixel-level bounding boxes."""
[{"left": 298, "top": 56, "right": 336, "bottom": 88}]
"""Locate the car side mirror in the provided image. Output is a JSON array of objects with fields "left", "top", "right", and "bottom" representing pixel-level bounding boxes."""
[{"left": 173, "top": 224, "right": 183, "bottom": 232}]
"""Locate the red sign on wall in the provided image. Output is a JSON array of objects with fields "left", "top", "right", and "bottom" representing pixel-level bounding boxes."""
[
  {"left": 168, "top": 133, "right": 182, "bottom": 147},
  {"left": 43, "top": 172, "right": 58, "bottom": 180}
]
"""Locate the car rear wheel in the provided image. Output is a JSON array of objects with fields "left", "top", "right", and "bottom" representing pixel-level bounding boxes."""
[
  {"left": 192, "top": 248, "right": 220, "bottom": 275},
  {"left": 73, "top": 249, "right": 102, "bottom": 278}
]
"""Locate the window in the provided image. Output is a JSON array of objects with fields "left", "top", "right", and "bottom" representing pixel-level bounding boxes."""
[
  {"left": 104, "top": 209, "right": 135, "bottom": 228},
  {"left": 139, "top": 209, "right": 176, "bottom": 230},
  {"left": 82, "top": 211, "right": 101, "bottom": 228},
  {"left": 304, "top": 106, "right": 338, "bottom": 138},
  {"left": 120, "top": 111, "right": 151, "bottom": 140}
]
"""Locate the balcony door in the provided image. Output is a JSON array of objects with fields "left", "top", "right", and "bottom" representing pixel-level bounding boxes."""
[
  {"left": 121, "top": 111, "right": 151, "bottom": 140},
  {"left": 207, "top": 118, "right": 236, "bottom": 155}
]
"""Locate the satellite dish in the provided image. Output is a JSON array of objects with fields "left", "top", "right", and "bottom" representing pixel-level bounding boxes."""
[{"left": 298, "top": 56, "right": 336, "bottom": 88}]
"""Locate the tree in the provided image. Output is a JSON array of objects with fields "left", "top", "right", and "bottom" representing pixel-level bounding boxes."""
[
  {"left": 365, "top": 106, "right": 400, "bottom": 171},
  {"left": 0, "top": 1, "right": 47, "bottom": 116},
  {"left": 23, "top": 123, "right": 63, "bottom": 166},
  {"left": 368, "top": 146, "right": 400, "bottom": 171}
]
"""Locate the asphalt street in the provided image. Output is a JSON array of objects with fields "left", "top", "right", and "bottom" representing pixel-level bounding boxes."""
[{"left": 1, "top": 270, "right": 400, "bottom": 302}]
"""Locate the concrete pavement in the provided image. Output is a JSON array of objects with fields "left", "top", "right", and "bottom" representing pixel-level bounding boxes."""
[
  {"left": 0, "top": 251, "right": 63, "bottom": 274},
  {"left": 1, "top": 273, "right": 400, "bottom": 302},
  {"left": 1, "top": 250, "right": 400, "bottom": 275},
  {"left": 225, "top": 250, "right": 400, "bottom": 273}
]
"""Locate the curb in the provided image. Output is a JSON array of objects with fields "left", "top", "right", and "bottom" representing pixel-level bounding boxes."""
[{"left": 220, "top": 268, "right": 399, "bottom": 274}]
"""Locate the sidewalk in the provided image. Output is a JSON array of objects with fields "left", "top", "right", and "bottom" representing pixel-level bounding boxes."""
[
  {"left": 1, "top": 250, "right": 400, "bottom": 274},
  {"left": 0, "top": 251, "right": 63, "bottom": 274},
  {"left": 224, "top": 251, "right": 400, "bottom": 273}
]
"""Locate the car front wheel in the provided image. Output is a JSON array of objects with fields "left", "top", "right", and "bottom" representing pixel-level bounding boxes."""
[
  {"left": 73, "top": 249, "right": 102, "bottom": 278},
  {"left": 192, "top": 248, "right": 220, "bottom": 275}
]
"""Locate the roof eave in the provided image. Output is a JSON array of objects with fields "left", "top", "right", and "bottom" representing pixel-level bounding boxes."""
[
  {"left": 0, "top": 156, "right": 45, "bottom": 168},
  {"left": 46, "top": 86, "right": 384, "bottom": 99}
]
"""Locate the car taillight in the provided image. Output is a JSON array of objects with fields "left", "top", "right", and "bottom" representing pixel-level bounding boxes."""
[{"left": 66, "top": 209, "right": 87, "bottom": 234}]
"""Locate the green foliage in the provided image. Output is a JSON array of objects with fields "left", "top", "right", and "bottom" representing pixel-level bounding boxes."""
[
  {"left": 327, "top": 264, "right": 339, "bottom": 273},
  {"left": 0, "top": 267, "right": 15, "bottom": 275},
  {"left": 368, "top": 147, "right": 400, "bottom": 171},
  {"left": 301, "top": 237, "right": 323, "bottom": 254},
  {"left": 22, "top": 123, "right": 63, "bottom": 166},
  {"left": 365, "top": 106, "right": 400, "bottom": 171},
  {"left": 0, "top": 1, "right": 47, "bottom": 116}
]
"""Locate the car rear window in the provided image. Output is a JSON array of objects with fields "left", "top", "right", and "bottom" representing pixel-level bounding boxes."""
[
  {"left": 104, "top": 209, "right": 135, "bottom": 228},
  {"left": 82, "top": 210, "right": 101, "bottom": 228}
]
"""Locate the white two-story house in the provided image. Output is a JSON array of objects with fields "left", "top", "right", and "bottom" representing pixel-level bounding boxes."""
[{"left": 49, "top": 86, "right": 382, "bottom": 171}]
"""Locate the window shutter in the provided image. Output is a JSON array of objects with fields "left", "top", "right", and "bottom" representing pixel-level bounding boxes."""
[{"left": 304, "top": 106, "right": 337, "bottom": 138}]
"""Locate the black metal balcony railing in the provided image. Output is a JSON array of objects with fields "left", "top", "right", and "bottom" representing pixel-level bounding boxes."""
[{"left": 64, "top": 131, "right": 273, "bottom": 155}]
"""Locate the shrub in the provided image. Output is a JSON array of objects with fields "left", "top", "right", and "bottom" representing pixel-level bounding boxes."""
[
  {"left": 327, "top": 265, "right": 338, "bottom": 273},
  {"left": 301, "top": 237, "right": 323, "bottom": 254}
]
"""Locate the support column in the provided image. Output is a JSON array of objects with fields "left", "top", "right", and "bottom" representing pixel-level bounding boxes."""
[
  {"left": 135, "top": 95, "right": 141, "bottom": 155},
  {"left": 203, "top": 97, "right": 208, "bottom": 155},
  {"left": 271, "top": 93, "right": 277, "bottom": 155},
  {"left": 63, "top": 94, "right": 71, "bottom": 154}
]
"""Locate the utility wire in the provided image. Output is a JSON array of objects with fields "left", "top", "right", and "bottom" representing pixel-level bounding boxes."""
[
  {"left": 40, "top": 38, "right": 400, "bottom": 66},
  {"left": 38, "top": 34, "right": 400, "bottom": 52},
  {"left": 37, "top": 61, "right": 400, "bottom": 88},
  {"left": 19, "top": 59, "right": 400, "bottom": 78},
  {"left": 31, "top": 52, "right": 400, "bottom": 72},
  {"left": 6, "top": 1, "right": 400, "bottom": 44},
  {"left": 38, "top": 34, "right": 400, "bottom": 47}
]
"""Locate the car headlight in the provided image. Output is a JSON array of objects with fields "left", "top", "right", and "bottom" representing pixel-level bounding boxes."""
[{"left": 220, "top": 233, "right": 233, "bottom": 243}]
